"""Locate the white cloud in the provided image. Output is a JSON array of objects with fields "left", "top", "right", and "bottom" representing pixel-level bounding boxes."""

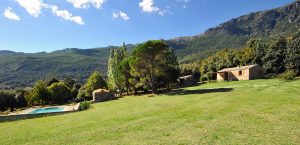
[
  {"left": 66, "top": 0, "right": 105, "bottom": 9},
  {"left": 112, "top": 12, "right": 118, "bottom": 18},
  {"left": 158, "top": 9, "right": 171, "bottom": 16},
  {"left": 15, "top": 0, "right": 45, "bottom": 17},
  {"left": 139, "top": 0, "right": 171, "bottom": 16},
  {"left": 15, "top": 0, "right": 84, "bottom": 25},
  {"left": 119, "top": 11, "right": 130, "bottom": 20},
  {"left": 139, "top": 0, "right": 159, "bottom": 13},
  {"left": 3, "top": 7, "right": 20, "bottom": 21},
  {"left": 113, "top": 11, "right": 130, "bottom": 21},
  {"left": 158, "top": 5, "right": 172, "bottom": 16},
  {"left": 49, "top": 6, "right": 84, "bottom": 25},
  {"left": 177, "top": 0, "right": 190, "bottom": 8}
]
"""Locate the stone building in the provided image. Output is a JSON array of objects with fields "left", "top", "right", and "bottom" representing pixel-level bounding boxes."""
[
  {"left": 217, "top": 64, "right": 265, "bottom": 81},
  {"left": 178, "top": 75, "right": 195, "bottom": 86},
  {"left": 92, "top": 89, "right": 116, "bottom": 102}
]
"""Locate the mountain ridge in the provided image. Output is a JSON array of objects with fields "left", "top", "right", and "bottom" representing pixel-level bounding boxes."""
[{"left": 1, "top": 1, "right": 299, "bottom": 88}]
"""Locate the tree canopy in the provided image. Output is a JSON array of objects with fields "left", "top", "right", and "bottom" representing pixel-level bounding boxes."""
[
  {"left": 78, "top": 71, "right": 107, "bottom": 100},
  {"left": 130, "top": 40, "right": 179, "bottom": 93}
]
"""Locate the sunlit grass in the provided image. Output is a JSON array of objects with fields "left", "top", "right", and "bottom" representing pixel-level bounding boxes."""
[{"left": 0, "top": 79, "right": 299, "bottom": 145}]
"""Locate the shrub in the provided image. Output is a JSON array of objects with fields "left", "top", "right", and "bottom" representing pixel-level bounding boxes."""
[
  {"left": 0, "top": 90, "right": 17, "bottom": 111},
  {"left": 71, "top": 83, "right": 81, "bottom": 99},
  {"left": 77, "top": 86, "right": 89, "bottom": 101},
  {"left": 85, "top": 71, "right": 107, "bottom": 97},
  {"left": 78, "top": 101, "right": 91, "bottom": 111},
  {"left": 48, "top": 82, "right": 72, "bottom": 104},
  {"left": 78, "top": 71, "right": 107, "bottom": 101},
  {"left": 15, "top": 89, "right": 28, "bottom": 108},
  {"left": 200, "top": 76, "right": 208, "bottom": 82},
  {"left": 278, "top": 70, "right": 297, "bottom": 80},
  {"left": 26, "top": 80, "right": 51, "bottom": 106}
]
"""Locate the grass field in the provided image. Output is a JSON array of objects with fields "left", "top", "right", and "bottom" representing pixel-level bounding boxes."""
[{"left": 0, "top": 79, "right": 299, "bottom": 145}]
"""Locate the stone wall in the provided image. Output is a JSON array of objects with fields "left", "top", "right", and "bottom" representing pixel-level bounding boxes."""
[
  {"left": 229, "top": 69, "right": 250, "bottom": 81},
  {"left": 93, "top": 89, "right": 116, "bottom": 102},
  {"left": 217, "top": 69, "right": 250, "bottom": 81},
  {"left": 0, "top": 110, "right": 75, "bottom": 122},
  {"left": 217, "top": 65, "right": 265, "bottom": 81},
  {"left": 249, "top": 65, "right": 265, "bottom": 79}
]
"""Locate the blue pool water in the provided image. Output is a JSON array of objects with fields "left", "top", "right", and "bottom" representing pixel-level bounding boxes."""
[{"left": 29, "top": 107, "right": 65, "bottom": 114}]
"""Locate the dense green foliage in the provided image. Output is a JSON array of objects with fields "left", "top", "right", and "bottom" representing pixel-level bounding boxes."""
[
  {"left": 0, "top": 90, "right": 17, "bottom": 112},
  {"left": 78, "top": 101, "right": 91, "bottom": 111},
  {"left": 107, "top": 44, "right": 129, "bottom": 96},
  {"left": 278, "top": 70, "right": 297, "bottom": 80},
  {"left": 1, "top": 1, "right": 299, "bottom": 89},
  {"left": 0, "top": 89, "right": 28, "bottom": 113},
  {"left": 0, "top": 77, "right": 81, "bottom": 112},
  {"left": 184, "top": 30, "right": 300, "bottom": 81},
  {"left": 48, "top": 82, "right": 72, "bottom": 104},
  {"left": 26, "top": 81, "right": 51, "bottom": 106},
  {"left": 0, "top": 79, "right": 299, "bottom": 144},
  {"left": 129, "top": 40, "right": 179, "bottom": 94},
  {"left": 285, "top": 31, "right": 300, "bottom": 73},
  {"left": 171, "top": 1, "right": 300, "bottom": 63},
  {"left": 263, "top": 36, "right": 288, "bottom": 75},
  {"left": 107, "top": 40, "right": 179, "bottom": 95},
  {"left": 77, "top": 71, "right": 107, "bottom": 100},
  {"left": 0, "top": 48, "right": 111, "bottom": 89},
  {"left": 0, "top": 72, "right": 106, "bottom": 112}
]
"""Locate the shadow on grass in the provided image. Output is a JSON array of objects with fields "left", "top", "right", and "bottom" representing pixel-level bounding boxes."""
[{"left": 165, "top": 88, "right": 234, "bottom": 96}]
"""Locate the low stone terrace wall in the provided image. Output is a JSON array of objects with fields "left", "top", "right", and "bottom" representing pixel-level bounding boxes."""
[
  {"left": 0, "top": 103, "right": 80, "bottom": 122},
  {"left": 0, "top": 110, "right": 77, "bottom": 122}
]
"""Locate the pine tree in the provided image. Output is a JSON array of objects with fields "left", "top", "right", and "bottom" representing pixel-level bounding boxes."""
[{"left": 130, "top": 40, "right": 178, "bottom": 94}]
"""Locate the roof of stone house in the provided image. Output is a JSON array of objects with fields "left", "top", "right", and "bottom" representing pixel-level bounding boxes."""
[
  {"left": 179, "top": 75, "right": 193, "bottom": 79},
  {"left": 217, "top": 64, "right": 258, "bottom": 73},
  {"left": 93, "top": 89, "right": 110, "bottom": 93}
]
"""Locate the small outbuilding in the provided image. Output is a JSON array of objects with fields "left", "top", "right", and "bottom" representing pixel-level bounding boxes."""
[
  {"left": 178, "top": 75, "right": 195, "bottom": 86},
  {"left": 217, "top": 64, "right": 265, "bottom": 81},
  {"left": 93, "top": 89, "right": 116, "bottom": 102}
]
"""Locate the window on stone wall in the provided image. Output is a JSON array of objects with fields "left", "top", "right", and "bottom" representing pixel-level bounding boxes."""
[{"left": 239, "top": 70, "right": 242, "bottom": 76}]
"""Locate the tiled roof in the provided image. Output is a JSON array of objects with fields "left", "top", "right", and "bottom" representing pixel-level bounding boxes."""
[{"left": 218, "top": 64, "right": 258, "bottom": 73}]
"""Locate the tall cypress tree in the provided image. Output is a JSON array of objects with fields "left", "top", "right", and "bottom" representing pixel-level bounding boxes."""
[{"left": 107, "top": 44, "right": 128, "bottom": 96}]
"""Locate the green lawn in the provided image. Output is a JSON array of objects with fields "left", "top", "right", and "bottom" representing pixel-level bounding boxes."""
[{"left": 0, "top": 79, "right": 299, "bottom": 145}]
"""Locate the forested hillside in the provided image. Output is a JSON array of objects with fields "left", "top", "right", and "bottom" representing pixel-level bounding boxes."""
[
  {"left": 0, "top": 48, "right": 111, "bottom": 88},
  {"left": 169, "top": 0, "right": 300, "bottom": 62},
  {"left": 0, "top": 1, "right": 299, "bottom": 88}
]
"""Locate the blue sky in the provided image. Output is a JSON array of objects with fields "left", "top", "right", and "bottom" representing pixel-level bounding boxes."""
[{"left": 0, "top": 0, "right": 295, "bottom": 53}]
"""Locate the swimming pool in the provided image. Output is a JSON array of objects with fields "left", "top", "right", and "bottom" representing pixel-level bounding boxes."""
[{"left": 29, "top": 107, "right": 65, "bottom": 114}]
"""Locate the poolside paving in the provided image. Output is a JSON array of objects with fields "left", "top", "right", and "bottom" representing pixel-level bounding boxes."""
[{"left": 8, "top": 103, "right": 80, "bottom": 115}]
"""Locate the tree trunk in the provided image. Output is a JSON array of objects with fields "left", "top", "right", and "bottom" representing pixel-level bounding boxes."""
[{"left": 150, "top": 63, "right": 156, "bottom": 94}]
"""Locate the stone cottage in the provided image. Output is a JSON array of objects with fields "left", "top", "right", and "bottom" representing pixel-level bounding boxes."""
[
  {"left": 93, "top": 89, "right": 116, "bottom": 102},
  {"left": 217, "top": 64, "right": 265, "bottom": 81}
]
